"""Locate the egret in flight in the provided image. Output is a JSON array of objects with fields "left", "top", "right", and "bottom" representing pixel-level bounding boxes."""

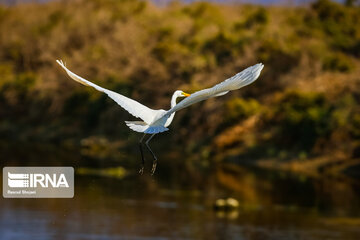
[{"left": 56, "top": 60, "right": 264, "bottom": 175}]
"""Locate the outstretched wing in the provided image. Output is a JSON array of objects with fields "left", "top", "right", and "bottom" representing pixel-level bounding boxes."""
[
  {"left": 56, "top": 60, "right": 157, "bottom": 124},
  {"left": 165, "top": 63, "right": 264, "bottom": 116}
]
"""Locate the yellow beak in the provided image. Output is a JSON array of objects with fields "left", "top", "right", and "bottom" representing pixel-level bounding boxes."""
[{"left": 182, "top": 92, "right": 191, "bottom": 97}]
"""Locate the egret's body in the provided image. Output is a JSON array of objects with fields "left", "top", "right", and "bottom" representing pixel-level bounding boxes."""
[{"left": 56, "top": 60, "right": 264, "bottom": 174}]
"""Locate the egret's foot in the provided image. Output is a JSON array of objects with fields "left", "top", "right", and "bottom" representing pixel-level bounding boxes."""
[
  {"left": 139, "top": 165, "right": 144, "bottom": 175},
  {"left": 150, "top": 159, "right": 157, "bottom": 176}
]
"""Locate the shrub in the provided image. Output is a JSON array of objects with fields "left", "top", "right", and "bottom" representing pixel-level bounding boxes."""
[
  {"left": 322, "top": 53, "right": 354, "bottom": 72},
  {"left": 269, "top": 91, "right": 332, "bottom": 151},
  {"left": 202, "top": 32, "right": 241, "bottom": 65},
  {"left": 310, "top": 0, "right": 360, "bottom": 55},
  {"left": 244, "top": 7, "right": 268, "bottom": 28},
  {"left": 224, "top": 98, "right": 261, "bottom": 124}
]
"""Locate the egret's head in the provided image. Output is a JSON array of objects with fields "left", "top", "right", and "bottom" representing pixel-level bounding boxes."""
[
  {"left": 181, "top": 91, "right": 190, "bottom": 97},
  {"left": 175, "top": 90, "right": 190, "bottom": 98}
]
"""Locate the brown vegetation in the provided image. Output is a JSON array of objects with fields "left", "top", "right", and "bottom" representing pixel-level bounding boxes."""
[{"left": 1, "top": 0, "right": 360, "bottom": 177}]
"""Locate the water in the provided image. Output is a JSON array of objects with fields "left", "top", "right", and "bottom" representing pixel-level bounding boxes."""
[{"left": 1, "top": 149, "right": 360, "bottom": 240}]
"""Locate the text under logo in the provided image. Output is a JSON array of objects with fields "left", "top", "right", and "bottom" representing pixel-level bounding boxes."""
[{"left": 3, "top": 167, "right": 74, "bottom": 198}]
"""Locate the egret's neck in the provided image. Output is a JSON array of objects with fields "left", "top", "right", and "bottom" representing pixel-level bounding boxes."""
[
  {"left": 165, "top": 93, "right": 179, "bottom": 127},
  {"left": 171, "top": 93, "right": 179, "bottom": 108}
]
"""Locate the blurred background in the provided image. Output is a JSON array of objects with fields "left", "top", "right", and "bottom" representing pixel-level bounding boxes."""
[{"left": 1, "top": 0, "right": 360, "bottom": 239}]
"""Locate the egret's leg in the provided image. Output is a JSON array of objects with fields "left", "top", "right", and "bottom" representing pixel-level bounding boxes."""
[
  {"left": 145, "top": 134, "right": 157, "bottom": 175},
  {"left": 138, "top": 133, "right": 146, "bottom": 175}
]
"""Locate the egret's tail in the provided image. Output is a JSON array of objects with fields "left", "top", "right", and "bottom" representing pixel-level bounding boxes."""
[{"left": 125, "top": 121, "right": 169, "bottom": 134}]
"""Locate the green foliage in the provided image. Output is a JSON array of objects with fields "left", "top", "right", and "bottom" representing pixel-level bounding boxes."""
[
  {"left": 1, "top": 0, "right": 360, "bottom": 169},
  {"left": 310, "top": 0, "right": 360, "bottom": 55},
  {"left": 225, "top": 98, "right": 261, "bottom": 123},
  {"left": 350, "top": 113, "right": 360, "bottom": 138},
  {"left": 322, "top": 53, "right": 354, "bottom": 72},
  {"left": 37, "top": 10, "right": 65, "bottom": 35},
  {"left": 253, "top": 91, "right": 360, "bottom": 158},
  {"left": 202, "top": 32, "right": 242, "bottom": 64},
  {"left": 244, "top": 7, "right": 268, "bottom": 28},
  {"left": 258, "top": 40, "right": 300, "bottom": 74},
  {"left": 101, "top": 0, "right": 147, "bottom": 20},
  {"left": 0, "top": 64, "right": 15, "bottom": 87},
  {"left": 331, "top": 94, "right": 355, "bottom": 128},
  {"left": 1, "top": 71, "right": 36, "bottom": 99},
  {"left": 182, "top": 2, "right": 224, "bottom": 27},
  {"left": 268, "top": 91, "right": 332, "bottom": 151}
]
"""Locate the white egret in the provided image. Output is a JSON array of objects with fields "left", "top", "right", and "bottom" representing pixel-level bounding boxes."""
[{"left": 56, "top": 60, "right": 264, "bottom": 174}]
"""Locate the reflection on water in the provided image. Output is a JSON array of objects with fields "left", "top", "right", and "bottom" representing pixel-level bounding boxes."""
[{"left": 1, "top": 150, "right": 360, "bottom": 240}]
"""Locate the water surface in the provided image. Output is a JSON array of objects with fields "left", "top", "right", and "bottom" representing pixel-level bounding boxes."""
[{"left": 1, "top": 151, "right": 360, "bottom": 240}]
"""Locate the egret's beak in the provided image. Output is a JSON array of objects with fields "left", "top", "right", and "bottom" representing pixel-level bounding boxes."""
[{"left": 182, "top": 92, "right": 190, "bottom": 97}]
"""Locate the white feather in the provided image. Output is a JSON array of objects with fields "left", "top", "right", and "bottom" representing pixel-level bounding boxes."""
[
  {"left": 56, "top": 60, "right": 158, "bottom": 125},
  {"left": 57, "top": 60, "right": 263, "bottom": 134},
  {"left": 163, "top": 63, "right": 264, "bottom": 117}
]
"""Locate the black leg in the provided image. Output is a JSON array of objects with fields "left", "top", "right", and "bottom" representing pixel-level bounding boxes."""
[
  {"left": 145, "top": 134, "right": 157, "bottom": 175},
  {"left": 138, "top": 134, "right": 146, "bottom": 175}
]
